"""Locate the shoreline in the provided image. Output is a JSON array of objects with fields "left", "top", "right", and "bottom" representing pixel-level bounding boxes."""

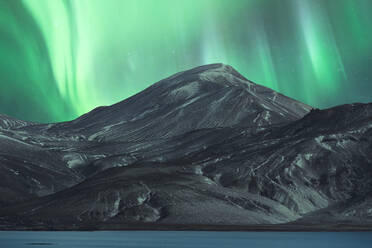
[{"left": 1, "top": 223, "right": 371, "bottom": 232}]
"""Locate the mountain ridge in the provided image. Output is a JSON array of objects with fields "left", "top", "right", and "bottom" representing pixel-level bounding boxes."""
[{"left": 0, "top": 64, "right": 371, "bottom": 230}]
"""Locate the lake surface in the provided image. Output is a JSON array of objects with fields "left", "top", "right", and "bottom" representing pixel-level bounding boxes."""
[{"left": 0, "top": 231, "right": 371, "bottom": 248}]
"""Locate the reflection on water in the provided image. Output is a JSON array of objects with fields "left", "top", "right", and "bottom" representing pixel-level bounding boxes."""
[{"left": 0, "top": 231, "right": 371, "bottom": 248}]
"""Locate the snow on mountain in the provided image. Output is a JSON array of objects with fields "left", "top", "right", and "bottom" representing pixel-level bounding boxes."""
[{"left": 0, "top": 64, "right": 371, "bottom": 230}]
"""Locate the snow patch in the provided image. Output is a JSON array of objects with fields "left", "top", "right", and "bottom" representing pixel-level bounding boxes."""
[
  {"left": 8, "top": 168, "right": 20, "bottom": 175},
  {"left": 263, "top": 111, "right": 271, "bottom": 122},
  {"left": 253, "top": 113, "right": 261, "bottom": 123},
  {"left": 195, "top": 166, "right": 203, "bottom": 175},
  {"left": 199, "top": 64, "right": 253, "bottom": 88},
  {"left": 88, "top": 121, "right": 126, "bottom": 141},
  {"left": 292, "top": 154, "right": 306, "bottom": 169},
  {"left": 272, "top": 92, "right": 278, "bottom": 102},
  {"left": 63, "top": 153, "right": 85, "bottom": 169},
  {"left": 261, "top": 103, "right": 273, "bottom": 111},
  {"left": 213, "top": 173, "right": 222, "bottom": 183},
  {"left": 31, "top": 178, "right": 41, "bottom": 187},
  {"left": 203, "top": 177, "right": 216, "bottom": 185},
  {"left": 109, "top": 192, "right": 121, "bottom": 218},
  {"left": 344, "top": 209, "right": 356, "bottom": 216},
  {"left": 315, "top": 136, "right": 333, "bottom": 151},
  {"left": 284, "top": 167, "right": 292, "bottom": 177},
  {"left": 137, "top": 195, "right": 147, "bottom": 205},
  {"left": 304, "top": 153, "right": 313, "bottom": 160},
  {"left": 179, "top": 95, "right": 203, "bottom": 108},
  {"left": 129, "top": 107, "right": 158, "bottom": 122},
  {"left": 170, "top": 81, "right": 200, "bottom": 99}
]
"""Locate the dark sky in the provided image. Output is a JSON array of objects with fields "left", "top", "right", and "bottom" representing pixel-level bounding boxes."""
[{"left": 0, "top": 0, "right": 372, "bottom": 122}]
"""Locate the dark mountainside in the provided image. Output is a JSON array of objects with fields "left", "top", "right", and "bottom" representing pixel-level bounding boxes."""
[{"left": 0, "top": 64, "right": 371, "bottom": 231}]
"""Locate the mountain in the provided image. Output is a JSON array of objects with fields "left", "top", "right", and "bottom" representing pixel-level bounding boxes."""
[
  {"left": 39, "top": 63, "right": 311, "bottom": 142},
  {"left": 0, "top": 117, "right": 81, "bottom": 206},
  {"left": 0, "top": 64, "right": 371, "bottom": 230}
]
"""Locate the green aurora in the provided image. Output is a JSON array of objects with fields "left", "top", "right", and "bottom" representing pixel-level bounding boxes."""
[{"left": 0, "top": 0, "right": 372, "bottom": 122}]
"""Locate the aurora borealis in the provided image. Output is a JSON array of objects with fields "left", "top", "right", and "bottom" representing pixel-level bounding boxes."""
[{"left": 0, "top": 0, "right": 372, "bottom": 122}]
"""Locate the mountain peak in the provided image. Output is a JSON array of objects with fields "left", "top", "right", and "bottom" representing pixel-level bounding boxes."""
[
  {"left": 62, "top": 64, "right": 312, "bottom": 142},
  {"left": 161, "top": 63, "right": 250, "bottom": 89}
]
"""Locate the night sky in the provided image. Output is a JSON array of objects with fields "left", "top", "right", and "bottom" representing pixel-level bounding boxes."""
[{"left": 0, "top": 0, "right": 372, "bottom": 123}]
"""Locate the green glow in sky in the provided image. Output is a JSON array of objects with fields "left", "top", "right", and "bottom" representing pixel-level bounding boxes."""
[{"left": 0, "top": 0, "right": 371, "bottom": 122}]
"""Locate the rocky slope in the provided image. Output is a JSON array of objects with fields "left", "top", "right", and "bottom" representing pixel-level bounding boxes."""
[
  {"left": 0, "top": 114, "right": 31, "bottom": 129},
  {"left": 0, "top": 64, "right": 371, "bottom": 230},
  {"left": 24, "top": 63, "right": 311, "bottom": 142}
]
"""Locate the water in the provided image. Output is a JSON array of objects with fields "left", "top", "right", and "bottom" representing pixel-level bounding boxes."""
[{"left": 0, "top": 231, "right": 371, "bottom": 248}]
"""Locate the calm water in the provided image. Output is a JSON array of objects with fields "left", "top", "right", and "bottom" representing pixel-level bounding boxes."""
[{"left": 0, "top": 231, "right": 371, "bottom": 248}]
